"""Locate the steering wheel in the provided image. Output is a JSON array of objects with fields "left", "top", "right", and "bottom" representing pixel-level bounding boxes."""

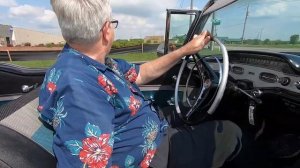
[{"left": 174, "top": 37, "right": 229, "bottom": 125}]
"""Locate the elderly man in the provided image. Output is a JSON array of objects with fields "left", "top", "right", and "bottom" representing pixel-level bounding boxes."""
[{"left": 38, "top": 0, "right": 242, "bottom": 167}]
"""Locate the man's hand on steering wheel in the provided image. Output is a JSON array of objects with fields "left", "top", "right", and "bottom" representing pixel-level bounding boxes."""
[{"left": 181, "top": 31, "right": 212, "bottom": 56}]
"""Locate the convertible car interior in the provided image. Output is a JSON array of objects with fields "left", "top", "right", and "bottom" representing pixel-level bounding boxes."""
[{"left": 0, "top": 0, "right": 299, "bottom": 167}]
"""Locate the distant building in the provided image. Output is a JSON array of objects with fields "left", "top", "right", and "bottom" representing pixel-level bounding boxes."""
[
  {"left": 0, "top": 24, "right": 13, "bottom": 46},
  {"left": 0, "top": 24, "right": 65, "bottom": 47},
  {"left": 144, "top": 36, "right": 164, "bottom": 44}
]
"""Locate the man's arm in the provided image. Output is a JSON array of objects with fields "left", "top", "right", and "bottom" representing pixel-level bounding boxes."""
[{"left": 136, "top": 31, "right": 211, "bottom": 85}]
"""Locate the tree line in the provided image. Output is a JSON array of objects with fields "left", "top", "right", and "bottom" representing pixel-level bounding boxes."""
[
  {"left": 112, "top": 39, "right": 144, "bottom": 49},
  {"left": 227, "top": 34, "right": 300, "bottom": 45}
]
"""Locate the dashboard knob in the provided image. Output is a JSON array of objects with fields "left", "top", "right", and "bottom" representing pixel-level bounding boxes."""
[
  {"left": 252, "top": 89, "right": 263, "bottom": 97},
  {"left": 295, "top": 81, "right": 300, "bottom": 90},
  {"left": 278, "top": 77, "right": 291, "bottom": 86}
]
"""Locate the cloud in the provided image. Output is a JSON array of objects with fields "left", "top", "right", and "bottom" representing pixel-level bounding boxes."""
[
  {"left": 251, "top": 1, "right": 287, "bottom": 17},
  {"left": 111, "top": 0, "right": 178, "bottom": 39},
  {"left": 111, "top": 0, "right": 176, "bottom": 18},
  {"left": 110, "top": 0, "right": 208, "bottom": 39},
  {"left": 4, "top": 0, "right": 209, "bottom": 39},
  {"left": 8, "top": 4, "right": 59, "bottom": 32},
  {"left": 0, "top": 0, "right": 17, "bottom": 7},
  {"left": 113, "top": 13, "right": 163, "bottom": 39},
  {"left": 9, "top": 5, "right": 44, "bottom": 17},
  {"left": 36, "top": 10, "right": 56, "bottom": 23}
]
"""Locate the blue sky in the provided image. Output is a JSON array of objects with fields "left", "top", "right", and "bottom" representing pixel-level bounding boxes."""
[
  {"left": 0, "top": 0, "right": 207, "bottom": 39},
  {"left": 0, "top": 0, "right": 299, "bottom": 40},
  {"left": 213, "top": 0, "right": 300, "bottom": 40}
]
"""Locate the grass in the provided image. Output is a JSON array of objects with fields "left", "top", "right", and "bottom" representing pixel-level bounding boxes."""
[
  {"left": 2, "top": 52, "right": 158, "bottom": 68},
  {"left": 3, "top": 60, "right": 56, "bottom": 68},
  {"left": 109, "top": 52, "right": 157, "bottom": 62}
]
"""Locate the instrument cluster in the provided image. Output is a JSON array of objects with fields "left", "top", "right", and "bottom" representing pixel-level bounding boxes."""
[{"left": 229, "top": 53, "right": 300, "bottom": 93}]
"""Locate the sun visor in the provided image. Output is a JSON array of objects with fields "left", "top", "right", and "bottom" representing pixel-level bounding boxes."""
[{"left": 203, "top": 0, "right": 237, "bottom": 15}]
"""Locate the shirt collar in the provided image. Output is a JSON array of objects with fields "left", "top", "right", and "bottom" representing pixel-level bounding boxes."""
[{"left": 62, "top": 44, "right": 108, "bottom": 72}]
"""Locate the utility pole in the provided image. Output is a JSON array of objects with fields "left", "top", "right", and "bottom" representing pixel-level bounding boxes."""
[
  {"left": 241, "top": 4, "right": 249, "bottom": 44},
  {"left": 259, "top": 28, "right": 264, "bottom": 41},
  {"left": 190, "top": 0, "right": 194, "bottom": 26}
]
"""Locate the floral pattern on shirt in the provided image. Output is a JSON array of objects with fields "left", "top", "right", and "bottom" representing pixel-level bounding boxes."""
[
  {"left": 98, "top": 74, "right": 118, "bottom": 96},
  {"left": 106, "top": 58, "right": 123, "bottom": 77},
  {"left": 65, "top": 123, "right": 113, "bottom": 168},
  {"left": 46, "top": 68, "right": 62, "bottom": 93},
  {"left": 140, "top": 118, "right": 159, "bottom": 167},
  {"left": 125, "top": 66, "right": 138, "bottom": 83},
  {"left": 127, "top": 95, "right": 141, "bottom": 116},
  {"left": 125, "top": 155, "right": 135, "bottom": 168},
  {"left": 140, "top": 149, "right": 156, "bottom": 168},
  {"left": 50, "top": 96, "right": 68, "bottom": 128}
]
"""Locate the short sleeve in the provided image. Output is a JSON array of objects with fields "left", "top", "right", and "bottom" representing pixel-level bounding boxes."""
[
  {"left": 40, "top": 76, "right": 115, "bottom": 168},
  {"left": 114, "top": 59, "right": 140, "bottom": 83}
]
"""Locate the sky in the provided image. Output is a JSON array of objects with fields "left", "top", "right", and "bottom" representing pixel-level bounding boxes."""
[
  {"left": 0, "top": 0, "right": 206, "bottom": 39},
  {"left": 212, "top": 0, "right": 300, "bottom": 40},
  {"left": 0, "top": 0, "right": 299, "bottom": 40}
]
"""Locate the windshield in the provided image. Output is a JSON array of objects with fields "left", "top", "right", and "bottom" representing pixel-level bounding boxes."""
[
  {"left": 170, "top": 14, "right": 195, "bottom": 47},
  {"left": 199, "top": 0, "right": 300, "bottom": 56}
]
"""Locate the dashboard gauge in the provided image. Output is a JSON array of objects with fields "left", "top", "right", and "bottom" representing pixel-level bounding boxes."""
[
  {"left": 232, "top": 66, "right": 244, "bottom": 74},
  {"left": 259, "top": 72, "right": 278, "bottom": 83}
]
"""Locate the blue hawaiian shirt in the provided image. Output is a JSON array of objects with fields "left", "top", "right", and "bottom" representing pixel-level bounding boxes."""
[{"left": 38, "top": 44, "right": 167, "bottom": 168}]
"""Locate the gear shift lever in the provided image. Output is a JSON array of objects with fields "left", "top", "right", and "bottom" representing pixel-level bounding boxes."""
[{"left": 232, "top": 85, "right": 262, "bottom": 104}]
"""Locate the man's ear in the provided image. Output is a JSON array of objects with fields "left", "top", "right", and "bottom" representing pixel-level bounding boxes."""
[{"left": 101, "top": 21, "right": 111, "bottom": 44}]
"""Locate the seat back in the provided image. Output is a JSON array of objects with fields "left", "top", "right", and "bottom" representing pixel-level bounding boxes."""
[{"left": 0, "top": 88, "right": 56, "bottom": 168}]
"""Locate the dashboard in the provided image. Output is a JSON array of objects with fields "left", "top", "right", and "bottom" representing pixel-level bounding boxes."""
[
  {"left": 229, "top": 52, "right": 300, "bottom": 93},
  {"left": 205, "top": 50, "right": 300, "bottom": 94},
  {"left": 202, "top": 50, "right": 300, "bottom": 119}
]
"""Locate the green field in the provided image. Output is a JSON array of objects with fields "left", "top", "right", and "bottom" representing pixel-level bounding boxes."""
[
  {"left": 110, "top": 52, "right": 157, "bottom": 62},
  {"left": 2, "top": 52, "right": 158, "bottom": 68},
  {"left": 7, "top": 60, "right": 56, "bottom": 68}
]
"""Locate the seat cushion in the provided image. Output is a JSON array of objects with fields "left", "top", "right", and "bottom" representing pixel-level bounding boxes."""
[{"left": 0, "top": 125, "right": 56, "bottom": 168}]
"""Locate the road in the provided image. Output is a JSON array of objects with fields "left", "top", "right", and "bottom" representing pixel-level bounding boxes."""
[{"left": 0, "top": 44, "right": 159, "bottom": 61}]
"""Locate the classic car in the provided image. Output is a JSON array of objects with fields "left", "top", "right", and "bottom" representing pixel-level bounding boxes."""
[{"left": 0, "top": 0, "right": 300, "bottom": 167}]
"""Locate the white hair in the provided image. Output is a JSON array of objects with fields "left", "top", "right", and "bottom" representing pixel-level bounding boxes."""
[{"left": 51, "top": 0, "right": 111, "bottom": 44}]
